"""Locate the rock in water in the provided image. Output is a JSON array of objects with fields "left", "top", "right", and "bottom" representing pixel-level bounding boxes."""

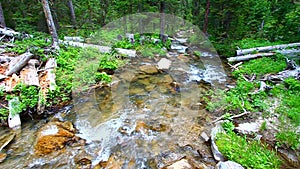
[
  {"left": 157, "top": 58, "right": 171, "bottom": 70},
  {"left": 34, "top": 121, "right": 77, "bottom": 155},
  {"left": 0, "top": 153, "right": 7, "bottom": 163},
  {"left": 164, "top": 159, "right": 193, "bottom": 169},
  {"left": 139, "top": 65, "right": 159, "bottom": 74},
  {"left": 0, "top": 131, "right": 16, "bottom": 163},
  {"left": 216, "top": 161, "right": 244, "bottom": 169}
]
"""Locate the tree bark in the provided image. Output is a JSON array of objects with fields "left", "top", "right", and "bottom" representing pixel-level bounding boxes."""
[
  {"left": 236, "top": 42, "right": 300, "bottom": 56},
  {"left": 228, "top": 53, "right": 275, "bottom": 62},
  {"left": 20, "top": 59, "right": 40, "bottom": 86},
  {"left": 0, "top": 28, "right": 20, "bottom": 37},
  {"left": 203, "top": 0, "right": 210, "bottom": 35},
  {"left": 0, "top": 3, "right": 5, "bottom": 27},
  {"left": 41, "top": 0, "right": 60, "bottom": 50},
  {"left": 68, "top": 0, "right": 76, "bottom": 27},
  {"left": 159, "top": 1, "right": 166, "bottom": 42},
  {"left": 5, "top": 52, "right": 34, "bottom": 76}
]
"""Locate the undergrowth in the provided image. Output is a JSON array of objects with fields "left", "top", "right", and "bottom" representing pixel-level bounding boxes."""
[{"left": 216, "top": 132, "right": 281, "bottom": 169}]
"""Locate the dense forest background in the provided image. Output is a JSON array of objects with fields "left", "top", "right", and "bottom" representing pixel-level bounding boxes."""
[{"left": 1, "top": 0, "right": 300, "bottom": 56}]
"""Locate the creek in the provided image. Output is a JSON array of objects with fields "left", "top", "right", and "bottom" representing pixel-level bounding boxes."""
[{"left": 0, "top": 34, "right": 230, "bottom": 168}]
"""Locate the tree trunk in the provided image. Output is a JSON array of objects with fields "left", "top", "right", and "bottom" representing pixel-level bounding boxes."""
[
  {"left": 68, "top": 0, "right": 76, "bottom": 27},
  {"left": 5, "top": 52, "right": 34, "bottom": 76},
  {"left": 236, "top": 42, "right": 300, "bottom": 56},
  {"left": 41, "top": 0, "right": 60, "bottom": 50},
  {"left": 228, "top": 53, "right": 275, "bottom": 62},
  {"left": 159, "top": 1, "right": 166, "bottom": 41},
  {"left": 203, "top": 0, "right": 210, "bottom": 35},
  {"left": 0, "top": 3, "right": 5, "bottom": 27}
]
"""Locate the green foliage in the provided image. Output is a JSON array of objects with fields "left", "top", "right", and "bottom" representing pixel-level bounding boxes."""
[
  {"left": 99, "top": 53, "right": 119, "bottom": 70},
  {"left": 222, "top": 120, "right": 235, "bottom": 133},
  {"left": 7, "top": 34, "right": 51, "bottom": 60},
  {"left": 216, "top": 132, "right": 281, "bottom": 169},
  {"left": 234, "top": 38, "right": 283, "bottom": 49},
  {"left": 276, "top": 130, "right": 300, "bottom": 150},
  {"left": 232, "top": 55, "right": 286, "bottom": 78},
  {"left": 95, "top": 72, "right": 111, "bottom": 83},
  {"left": 13, "top": 83, "right": 39, "bottom": 111},
  {"left": 260, "top": 121, "right": 267, "bottom": 131},
  {"left": 0, "top": 108, "right": 9, "bottom": 120}
]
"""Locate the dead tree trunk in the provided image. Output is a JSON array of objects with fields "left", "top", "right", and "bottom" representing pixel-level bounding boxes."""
[
  {"left": 236, "top": 42, "right": 300, "bottom": 56},
  {"left": 5, "top": 52, "right": 34, "bottom": 76},
  {"left": 41, "top": 0, "right": 60, "bottom": 50},
  {"left": 228, "top": 53, "right": 275, "bottom": 62},
  {"left": 203, "top": 0, "right": 210, "bottom": 35},
  {"left": 68, "top": 0, "right": 76, "bottom": 27},
  {"left": 0, "top": 3, "right": 5, "bottom": 27},
  {"left": 159, "top": 1, "right": 166, "bottom": 42}
]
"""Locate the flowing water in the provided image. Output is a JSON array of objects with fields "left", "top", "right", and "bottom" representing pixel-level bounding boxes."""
[{"left": 0, "top": 37, "right": 229, "bottom": 168}]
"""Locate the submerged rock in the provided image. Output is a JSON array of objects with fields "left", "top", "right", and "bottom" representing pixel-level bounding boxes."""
[
  {"left": 34, "top": 121, "right": 78, "bottom": 155},
  {"left": 139, "top": 65, "right": 159, "bottom": 74},
  {"left": 163, "top": 159, "right": 193, "bottom": 169},
  {"left": 0, "top": 131, "right": 15, "bottom": 151},
  {"left": 0, "top": 153, "right": 6, "bottom": 163},
  {"left": 216, "top": 161, "right": 244, "bottom": 169}
]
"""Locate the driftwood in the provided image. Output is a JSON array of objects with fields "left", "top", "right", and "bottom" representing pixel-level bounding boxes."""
[
  {"left": 20, "top": 59, "right": 40, "bottom": 86},
  {"left": 228, "top": 52, "right": 275, "bottom": 62},
  {"left": 5, "top": 52, "right": 34, "bottom": 76},
  {"left": 236, "top": 42, "right": 300, "bottom": 56}
]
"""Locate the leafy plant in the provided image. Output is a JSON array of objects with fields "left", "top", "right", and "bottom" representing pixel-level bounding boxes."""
[
  {"left": 276, "top": 130, "right": 300, "bottom": 150},
  {"left": 216, "top": 132, "right": 281, "bottom": 169},
  {"left": 222, "top": 120, "right": 235, "bottom": 133},
  {"left": 232, "top": 54, "right": 286, "bottom": 78}
]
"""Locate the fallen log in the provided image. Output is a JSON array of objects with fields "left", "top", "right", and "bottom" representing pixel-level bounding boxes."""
[
  {"left": 5, "top": 74, "right": 20, "bottom": 92},
  {"left": 5, "top": 52, "right": 34, "bottom": 76},
  {"left": 20, "top": 59, "right": 40, "bottom": 86},
  {"left": 0, "top": 28, "right": 20, "bottom": 37},
  {"left": 228, "top": 52, "right": 275, "bottom": 62},
  {"left": 236, "top": 42, "right": 300, "bottom": 56},
  {"left": 63, "top": 41, "right": 136, "bottom": 57}
]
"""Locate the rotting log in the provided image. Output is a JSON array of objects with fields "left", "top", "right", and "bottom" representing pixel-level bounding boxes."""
[
  {"left": 38, "top": 58, "right": 57, "bottom": 113},
  {"left": 20, "top": 59, "right": 40, "bottom": 86},
  {"left": 236, "top": 42, "right": 300, "bottom": 56},
  {"left": 45, "top": 58, "right": 56, "bottom": 91},
  {"left": 5, "top": 74, "right": 20, "bottom": 92},
  {"left": 5, "top": 52, "right": 34, "bottom": 76},
  {"left": 228, "top": 52, "right": 275, "bottom": 62}
]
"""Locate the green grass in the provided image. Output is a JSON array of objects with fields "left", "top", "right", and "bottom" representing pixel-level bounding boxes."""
[
  {"left": 216, "top": 132, "right": 281, "bottom": 169},
  {"left": 232, "top": 54, "right": 286, "bottom": 77}
]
